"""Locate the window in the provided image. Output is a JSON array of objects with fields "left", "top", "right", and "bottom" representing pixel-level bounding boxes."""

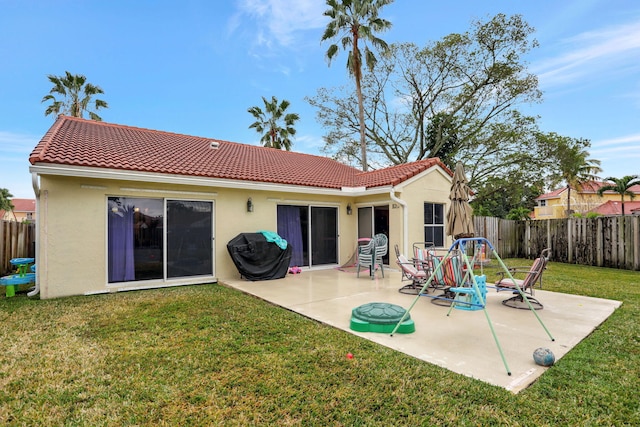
[
  {"left": 107, "top": 197, "right": 213, "bottom": 283},
  {"left": 539, "top": 200, "right": 547, "bottom": 207},
  {"left": 424, "top": 203, "right": 445, "bottom": 247}
]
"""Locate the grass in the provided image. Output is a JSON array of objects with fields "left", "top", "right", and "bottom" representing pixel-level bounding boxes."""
[{"left": 0, "top": 260, "right": 638, "bottom": 426}]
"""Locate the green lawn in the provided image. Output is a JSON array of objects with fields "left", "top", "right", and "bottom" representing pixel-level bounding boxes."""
[{"left": 0, "top": 260, "right": 638, "bottom": 426}]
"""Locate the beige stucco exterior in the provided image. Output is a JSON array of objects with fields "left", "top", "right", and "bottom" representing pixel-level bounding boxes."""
[{"left": 32, "top": 165, "right": 452, "bottom": 299}]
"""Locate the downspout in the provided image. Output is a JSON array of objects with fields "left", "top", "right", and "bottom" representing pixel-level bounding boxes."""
[
  {"left": 27, "top": 172, "right": 40, "bottom": 297},
  {"left": 390, "top": 187, "right": 409, "bottom": 256}
]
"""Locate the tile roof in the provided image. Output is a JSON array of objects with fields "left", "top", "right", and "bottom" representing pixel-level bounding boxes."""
[
  {"left": 577, "top": 180, "right": 640, "bottom": 194},
  {"left": 30, "top": 116, "right": 450, "bottom": 190},
  {"left": 535, "top": 187, "right": 565, "bottom": 200},
  {"left": 8, "top": 199, "right": 36, "bottom": 212},
  {"left": 536, "top": 181, "right": 640, "bottom": 200},
  {"left": 589, "top": 200, "right": 640, "bottom": 216}
]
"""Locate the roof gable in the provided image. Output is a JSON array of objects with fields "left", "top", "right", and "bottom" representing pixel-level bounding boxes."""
[{"left": 30, "top": 116, "right": 451, "bottom": 190}]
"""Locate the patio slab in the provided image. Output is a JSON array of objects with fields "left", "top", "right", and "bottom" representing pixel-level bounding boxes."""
[{"left": 222, "top": 267, "right": 621, "bottom": 393}]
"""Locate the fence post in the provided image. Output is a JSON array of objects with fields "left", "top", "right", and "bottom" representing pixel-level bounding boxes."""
[
  {"left": 567, "top": 218, "right": 573, "bottom": 263},
  {"left": 631, "top": 216, "right": 640, "bottom": 271},
  {"left": 596, "top": 217, "right": 603, "bottom": 267}
]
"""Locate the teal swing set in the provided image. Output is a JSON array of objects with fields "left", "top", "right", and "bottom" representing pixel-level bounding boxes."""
[{"left": 390, "top": 237, "right": 555, "bottom": 376}]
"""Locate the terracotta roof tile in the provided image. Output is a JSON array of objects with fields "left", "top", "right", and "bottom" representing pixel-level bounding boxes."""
[
  {"left": 30, "top": 116, "right": 450, "bottom": 190},
  {"left": 589, "top": 200, "right": 640, "bottom": 216},
  {"left": 537, "top": 181, "right": 640, "bottom": 200},
  {"left": 9, "top": 199, "right": 36, "bottom": 212}
]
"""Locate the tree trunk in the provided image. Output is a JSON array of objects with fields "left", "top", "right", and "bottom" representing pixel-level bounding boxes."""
[{"left": 355, "top": 74, "right": 368, "bottom": 171}]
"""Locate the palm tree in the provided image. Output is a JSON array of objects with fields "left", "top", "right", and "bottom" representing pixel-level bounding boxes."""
[
  {"left": 0, "top": 188, "right": 15, "bottom": 221},
  {"left": 321, "top": 0, "right": 393, "bottom": 171},
  {"left": 42, "top": 71, "right": 108, "bottom": 121},
  {"left": 597, "top": 175, "right": 640, "bottom": 216},
  {"left": 556, "top": 140, "right": 602, "bottom": 216},
  {"left": 248, "top": 96, "right": 300, "bottom": 151}
]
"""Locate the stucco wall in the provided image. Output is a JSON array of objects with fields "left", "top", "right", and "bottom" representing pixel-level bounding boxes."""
[
  {"left": 35, "top": 166, "right": 452, "bottom": 299},
  {"left": 393, "top": 167, "right": 453, "bottom": 254},
  {"left": 35, "top": 175, "right": 360, "bottom": 298}
]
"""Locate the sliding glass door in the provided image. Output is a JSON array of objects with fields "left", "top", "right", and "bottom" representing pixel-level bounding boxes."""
[
  {"left": 167, "top": 200, "right": 213, "bottom": 278},
  {"left": 357, "top": 205, "right": 389, "bottom": 263},
  {"left": 108, "top": 197, "right": 213, "bottom": 284},
  {"left": 277, "top": 205, "right": 337, "bottom": 267}
]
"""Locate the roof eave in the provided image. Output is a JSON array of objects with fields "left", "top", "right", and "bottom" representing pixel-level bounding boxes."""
[{"left": 29, "top": 163, "right": 391, "bottom": 197}]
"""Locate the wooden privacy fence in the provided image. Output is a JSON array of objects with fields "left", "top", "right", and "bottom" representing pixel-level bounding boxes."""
[
  {"left": 0, "top": 220, "right": 36, "bottom": 275},
  {"left": 473, "top": 216, "right": 640, "bottom": 271}
]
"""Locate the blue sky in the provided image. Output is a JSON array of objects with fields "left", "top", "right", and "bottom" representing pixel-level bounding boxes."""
[{"left": 1, "top": 0, "right": 639, "bottom": 198}]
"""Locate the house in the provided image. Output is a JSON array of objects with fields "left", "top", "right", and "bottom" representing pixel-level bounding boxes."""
[
  {"left": 533, "top": 181, "right": 640, "bottom": 219},
  {"left": 28, "top": 116, "right": 453, "bottom": 299},
  {"left": 0, "top": 198, "right": 36, "bottom": 222}
]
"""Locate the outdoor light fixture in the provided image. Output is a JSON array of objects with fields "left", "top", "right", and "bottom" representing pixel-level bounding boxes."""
[
  {"left": 247, "top": 197, "right": 254, "bottom": 212},
  {"left": 346, "top": 203, "right": 353, "bottom": 215}
]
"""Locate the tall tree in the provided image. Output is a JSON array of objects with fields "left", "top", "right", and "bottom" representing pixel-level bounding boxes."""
[
  {"left": 425, "top": 113, "right": 459, "bottom": 170},
  {"left": 248, "top": 96, "right": 300, "bottom": 151},
  {"left": 552, "top": 136, "right": 602, "bottom": 216},
  {"left": 321, "top": 0, "right": 393, "bottom": 171},
  {"left": 470, "top": 172, "right": 544, "bottom": 219},
  {"left": 42, "top": 71, "right": 108, "bottom": 121},
  {"left": 310, "top": 14, "right": 542, "bottom": 175},
  {"left": 597, "top": 175, "right": 640, "bottom": 216},
  {"left": 0, "top": 188, "right": 15, "bottom": 221}
]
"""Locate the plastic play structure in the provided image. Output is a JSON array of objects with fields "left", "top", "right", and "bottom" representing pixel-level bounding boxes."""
[
  {"left": 0, "top": 258, "right": 36, "bottom": 298},
  {"left": 390, "top": 237, "right": 555, "bottom": 376}
]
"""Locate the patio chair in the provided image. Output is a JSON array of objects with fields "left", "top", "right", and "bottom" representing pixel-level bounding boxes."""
[
  {"left": 427, "top": 250, "right": 467, "bottom": 305},
  {"left": 373, "top": 233, "right": 388, "bottom": 278},
  {"left": 412, "top": 242, "right": 434, "bottom": 272},
  {"left": 395, "top": 245, "right": 436, "bottom": 294},
  {"left": 495, "top": 249, "right": 550, "bottom": 310},
  {"left": 356, "top": 238, "right": 378, "bottom": 279},
  {"left": 396, "top": 253, "right": 430, "bottom": 294}
]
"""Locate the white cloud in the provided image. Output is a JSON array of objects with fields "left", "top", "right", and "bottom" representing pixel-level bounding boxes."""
[
  {"left": 236, "top": 0, "right": 327, "bottom": 48},
  {"left": 293, "top": 133, "right": 325, "bottom": 153},
  {"left": 0, "top": 131, "right": 38, "bottom": 154},
  {"left": 533, "top": 19, "right": 640, "bottom": 88},
  {"left": 592, "top": 133, "right": 640, "bottom": 148},
  {"left": 591, "top": 133, "right": 640, "bottom": 167}
]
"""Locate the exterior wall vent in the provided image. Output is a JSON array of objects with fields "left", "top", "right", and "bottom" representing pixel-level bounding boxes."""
[{"left": 210, "top": 140, "right": 220, "bottom": 149}]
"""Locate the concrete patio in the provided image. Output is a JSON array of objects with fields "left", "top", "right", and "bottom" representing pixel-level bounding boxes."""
[{"left": 222, "top": 265, "right": 621, "bottom": 393}]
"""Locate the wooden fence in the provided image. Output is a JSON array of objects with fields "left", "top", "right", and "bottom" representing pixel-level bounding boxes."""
[
  {"left": 474, "top": 216, "right": 640, "bottom": 271},
  {"left": 2, "top": 216, "right": 638, "bottom": 275},
  {"left": 0, "top": 220, "right": 36, "bottom": 275}
]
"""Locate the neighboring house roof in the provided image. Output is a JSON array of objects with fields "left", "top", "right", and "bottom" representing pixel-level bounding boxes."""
[
  {"left": 579, "top": 180, "right": 640, "bottom": 194},
  {"left": 30, "top": 116, "right": 451, "bottom": 190},
  {"left": 0, "top": 198, "right": 35, "bottom": 219},
  {"left": 536, "top": 187, "right": 565, "bottom": 201},
  {"left": 535, "top": 181, "right": 640, "bottom": 201},
  {"left": 10, "top": 198, "right": 36, "bottom": 212},
  {"left": 589, "top": 200, "right": 640, "bottom": 216}
]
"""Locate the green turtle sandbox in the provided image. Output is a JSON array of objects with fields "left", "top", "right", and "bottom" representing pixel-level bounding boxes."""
[{"left": 350, "top": 302, "right": 415, "bottom": 334}]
